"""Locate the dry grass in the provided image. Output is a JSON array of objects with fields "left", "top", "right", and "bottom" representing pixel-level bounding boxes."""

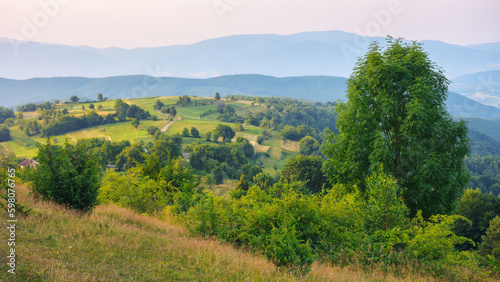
[
  {"left": 0, "top": 184, "right": 447, "bottom": 281},
  {"left": 281, "top": 139, "right": 300, "bottom": 152}
]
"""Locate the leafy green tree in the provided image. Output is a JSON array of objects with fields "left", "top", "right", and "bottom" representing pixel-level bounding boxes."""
[
  {"left": 299, "top": 136, "right": 320, "bottom": 156},
  {"left": 182, "top": 127, "right": 190, "bottom": 137},
  {"left": 81, "top": 105, "right": 85, "bottom": 111},
  {"left": 215, "top": 92, "right": 220, "bottom": 100},
  {"left": 191, "top": 127, "right": 200, "bottom": 138},
  {"left": 30, "top": 138, "right": 101, "bottom": 212},
  {"left": 214, "top": 124, "right": 235, "bottom": 143},
  {"left": 97, "top": 93, "right": 103, "bottom": 101},
  {"left": 89, "top": 103, "right": 95, "bottom": 110},
  {"left": 16, "top": 112, "right": 23, "bottom": 120},
  {"left": 70, "top": 95, "right": 79, "bottom": 103},
  {"left": 322, "top": 38, "right": 470, "bottom": 218},
  {"left": 0, "top": 126, "right": 11, "bottom": 142},
  {"left": 280, "top": 155, "right": 328, "bottom": 193},
  {"left": 205, "top": 131, "right": 212, "bottom": 141},
  {"left": 212, "top": 165, "right": 224, "bottom": 185},
  {"left": 154, "top": 99, "right": 164, "bottom": 110},
  {"left": 62, "top": 108, "right": 69, "bottom": 115},
  {"left": 98, "top": 104, "right": 103, "bottom": 109},
  {"left": 235, "top": 174, "right": 250, "bottom": 191}
]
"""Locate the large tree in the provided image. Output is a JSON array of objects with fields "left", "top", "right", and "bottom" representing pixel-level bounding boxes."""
[
  {"left": 213, "top": 124, "right": 235, "bottom": 143},
  {"left": 322, "top": 38, "right": 470, "bottom": 218}
]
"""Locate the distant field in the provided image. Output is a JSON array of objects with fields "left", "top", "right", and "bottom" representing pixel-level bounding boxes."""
[{"left": 1, "top": 96, "right": 297, "bottom": 180}]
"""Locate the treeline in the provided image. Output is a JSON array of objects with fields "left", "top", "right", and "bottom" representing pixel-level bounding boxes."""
[
  {"left": 41, "top": 100, "right": 150, "bottom": 137},
  {"left": 17, "top": 102, "right": 54, "bottom": 112},
  {"left": 42, "top": 112, "right": 116, "bottom": 137}
]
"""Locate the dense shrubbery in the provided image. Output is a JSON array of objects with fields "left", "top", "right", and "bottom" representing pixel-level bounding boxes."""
[
  {"left": 466, "top": 156, "right": 500, "bottom": 195},
  {"left": 29, "top": 138, "right": 101, "bottom": 212}
]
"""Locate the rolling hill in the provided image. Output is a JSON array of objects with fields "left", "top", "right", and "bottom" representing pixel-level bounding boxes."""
[{"left": 2, "top": 75, "right": 500, "bottom": 120}]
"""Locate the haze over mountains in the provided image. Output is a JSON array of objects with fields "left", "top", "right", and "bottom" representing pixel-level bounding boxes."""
[
  {"left": 2, "top": 30, "right": 500, "bottom": 80},
  {"left": 2, "top": 30, "right": 500, "bottom": 121}
]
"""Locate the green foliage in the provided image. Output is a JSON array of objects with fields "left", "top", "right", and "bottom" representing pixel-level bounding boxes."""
[
  {"left": 361, "top": 168, "right": 409, "bottom": 232},
  {"left": 154, "top": 99, "right": 164, "bottom": 110},
  {"left": 24, "top": 120, "right": 41, "bottom": 136},
  {"left": 89, "top": 103, "right": 95, "bottom": 110},
  {"left": 264, "top": 221, "right": 314, "bottom": 272},
  {"left": 178, "top": 95, "right": 192, "bottom": 106},
  {"left": 213, "top": 124, "right": 235, "bottom": 143},
  {"left": 453, "top": 189, "right": 500, "bottom": 250},
  {"left": 99, "top": 168, "right": 168, "bottom": 214},
  {"left": 182, "top": 127, "right": 190, "bottom": 137},
  {"left": 97, "top": 93, "right": 103, "bottom": 101},
  {"left": 214, "top": 92, "right": 220, "bottom": 100},
  {"left": 31, "top": 138, "right": 101, "bottom": 212},
  {"left": 0, "top": 126, "right": 11, "bottom": 142},
  {"left": 323, "top": 38, "right": 470, "bottom": 218},
  {"left": 70, "top": 95, "right": 79, "bottom": 103},
  {"left": 190, "top": 127, "right": 200, "bottom": 138},
  {"left": 299, "top": 136, "right": 320, "bottom": 156},
  {"left": 280, "top": 155, "right": 328, "bottom": 193},
  {"left": 407, "top": 212, "right": 474, "bottom": 261},
  {"left": 0, "top": 106, "right": 15, "bottom": 124},
  {"left": 253, "top": 173, "right": 275, "bottom": 190},
  {"left": 212, "top": 165, "right": 224, "bottom": 185},
  {"left": 479, "top": 216, "right": 500, "bottom": 271}
]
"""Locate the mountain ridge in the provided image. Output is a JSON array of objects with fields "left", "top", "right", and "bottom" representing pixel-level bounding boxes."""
[{"left": 2, "top": 30, "right": 500, "bottom": 80}]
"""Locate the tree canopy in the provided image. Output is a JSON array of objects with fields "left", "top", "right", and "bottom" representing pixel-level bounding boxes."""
[{"left": 322, "top": 38, "right": 470, "bottom": 218}]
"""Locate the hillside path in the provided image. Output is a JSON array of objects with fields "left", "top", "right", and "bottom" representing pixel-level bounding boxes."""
[{"left": 161, "top": 117, "right": 181, "bottom": 133}]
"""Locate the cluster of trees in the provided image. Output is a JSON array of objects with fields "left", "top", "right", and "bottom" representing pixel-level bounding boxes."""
[
  {"left": 114, "top": 99, "right": 151, "bottom": 121},
  {"left": 23, "top": 120, "right": 41, "bottom": 136},
  {"left": 466, "top": 156, "right": 500, "bottom": 195},
  {"left": 188, "top": 137, "right": 255, "bottom": 182},
  {"left": 154, "top": 99, "right": 177, "bottom": 116},
  {"left": 0, "top": 107, "right": 15, "bottom": 124},
  {"left": 42, "top": 112, "right": 115, "bottom": 137},
  {"left": 17, "top": 102, "right": 54, "bottom": 112},
  {"left": 177, "top": 95, "right": 192, "bottom": 106},
  {"left": 231, "top": 96, "right": 336, "bottom": 132}
]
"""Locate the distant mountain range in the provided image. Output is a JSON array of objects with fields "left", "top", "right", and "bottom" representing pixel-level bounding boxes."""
[
  {"left": 1, "top": 74, "right": 500, "bottom": 121},
  {"left": 2, "top": 30, "right": 500, "bottom": 80},
  {"left": 449, "top": 70, "right": 500, "bottom": 108}
]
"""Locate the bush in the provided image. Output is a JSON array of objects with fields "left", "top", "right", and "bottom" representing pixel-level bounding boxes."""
[{"left": 31, "top": 138, "right": 101, "bottom": 212}]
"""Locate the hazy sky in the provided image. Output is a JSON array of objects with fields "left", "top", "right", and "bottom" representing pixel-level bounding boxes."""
[{"left": 1, "top": 0, "right": 499, "bottom": 49}]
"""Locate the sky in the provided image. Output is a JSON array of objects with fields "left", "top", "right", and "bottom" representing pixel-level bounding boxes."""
[{"left": 1, "top": 0, "right": 499, "bottom": 49}]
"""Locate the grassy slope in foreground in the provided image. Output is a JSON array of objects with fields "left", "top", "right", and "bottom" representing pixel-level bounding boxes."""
[{"left": 0, "top": 184, "right": 431, "bottom": 281}]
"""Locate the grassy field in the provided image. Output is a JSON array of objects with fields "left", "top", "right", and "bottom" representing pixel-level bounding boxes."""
[
  {"left": 1, "top": 95, "right": 300, "bottom": 189},
  {"left": 0, "top": 184, "right": 433, "bottom": 281}
]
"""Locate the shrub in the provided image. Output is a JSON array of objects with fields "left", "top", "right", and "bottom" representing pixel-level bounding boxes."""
[{"left": 31, "top": 138, "right": 101, "bottom": 212}]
